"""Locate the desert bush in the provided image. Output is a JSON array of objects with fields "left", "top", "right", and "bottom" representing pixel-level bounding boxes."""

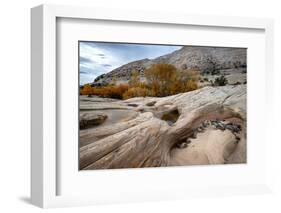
[
  {"left": 122, "top": 87, "right": 150, "bottom": 99},
  {"left": 168, "top": 78, "right": 197, "bottom": 95},
  {"left": 145, "top": 64, "right": 178, "bottom": 96},
  {"left": 169, "top": 79, "right": 185, "bottom": 95},
  {"left": 83, "top": 63, "right": 200, "bottom": 99},
  {"left": 214, "top": 75, "right": 228, "bottom": 86},
  {"left": 128, "top": 70, "right": 141, "bottom": 87},
  {"left": 206, "top": 56, "right": 220, "bottom": 75},
  {"left": 80, "top": 84, "right": 93, "bottom": 95},
  {"left": 146, "top": 80, "right": 159, "bottom": 96},
  {"left": 93, "top": 84, "right": 129, "bottom": 99},
  {"left": 185, "top": 79, "right": 198, "bottom": 91},
  {"left": 171, "top": 69, "right": 199, "bottom": 94},
  {"left": 145, "top": 64, "right": 199, "bottom": 96}
]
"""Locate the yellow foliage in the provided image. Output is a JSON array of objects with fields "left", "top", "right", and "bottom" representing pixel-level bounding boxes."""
[
  {"left": 80, "top": 84, "right": 93, "bottom": 95},
  {"left": 145, "top": 64, "right": 178, "bottom": 96},
  {"left": 128, "top": 70, "right": 141, "bottom": 87},
  {"left": 93, "top": 84, "right": 129, "bottom": 99},
  {"left": 169, "top": 79, "right": 185, "bottom": 95},
  {"left": 122, "top": 87, "right": 150, "bottom": 99},
  {"left": 185, "top": 79, "right": 198, "bottom": 91},
  {"left": 145, "top": 64, "right": 177, "bottom": 82},
  {"left": 144, "top": 64, "right": 198, "bottom": 96},
  {"left": 81, "top": 63, "right": 200, "bottom": 99}
]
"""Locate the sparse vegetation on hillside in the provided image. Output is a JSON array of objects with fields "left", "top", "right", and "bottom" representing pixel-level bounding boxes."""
[
  {"left": 206, "top": 56, "right": 221, "bottom": 75},
  {"left": 94, "top": 74, "right": 105, "bottom": 82},
  {"left": 214, "top": 75, "right": 228, "bottom": 86}
]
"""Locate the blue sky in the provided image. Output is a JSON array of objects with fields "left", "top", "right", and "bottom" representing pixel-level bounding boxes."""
[{"left": 79, "top": 42, "right": 182, "bottom": 85}]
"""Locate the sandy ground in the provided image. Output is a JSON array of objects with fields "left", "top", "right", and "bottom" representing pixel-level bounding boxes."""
[{"left": 169, "top": 127, "right": 240, "bottom": 166}]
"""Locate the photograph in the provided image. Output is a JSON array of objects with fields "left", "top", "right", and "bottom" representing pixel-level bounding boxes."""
[{"left": 79, "top": 42, "right": 247, "bottom": 170}]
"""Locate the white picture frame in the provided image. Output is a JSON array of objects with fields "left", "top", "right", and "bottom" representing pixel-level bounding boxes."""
[{"left": 31, "top": 4, "right": 274, "bottom": 208}]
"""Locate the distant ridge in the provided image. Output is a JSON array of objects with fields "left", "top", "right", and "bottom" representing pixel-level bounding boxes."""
[{"left": 93, "top": 46, "right": 246, "bottom": 85}]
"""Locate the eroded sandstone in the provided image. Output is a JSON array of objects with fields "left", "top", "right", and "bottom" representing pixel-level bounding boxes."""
[{"left": 79, "top": 85, "right": 246, "bottom": 170}]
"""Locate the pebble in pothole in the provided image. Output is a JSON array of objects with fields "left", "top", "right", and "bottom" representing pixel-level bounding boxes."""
[{"left": 176, "top": 119, "right": 242, "bottom": 149}]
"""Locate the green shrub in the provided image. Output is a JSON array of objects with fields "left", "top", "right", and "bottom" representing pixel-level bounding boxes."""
[{"left": 214, "top": 75, "right": 228, "bottom": 86}]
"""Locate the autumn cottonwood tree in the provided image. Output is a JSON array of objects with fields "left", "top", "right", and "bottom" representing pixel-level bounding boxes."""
[
  {"left": 80, "top": 64, "right": 199, "bottom": 99},
  {"left": 145, "top": 64, "right": 178, "bottom": 97},
  {"left": 145, "top": 64, "right": 198, "bottom": 97},
  {"left": 123, "top": 70, "right": 150, "bottom": 99},
  {"left": 128, "top": 70, "right": 141, "bottom": 87}
]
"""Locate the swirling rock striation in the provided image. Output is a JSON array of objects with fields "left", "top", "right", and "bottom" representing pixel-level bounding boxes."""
[{"left": 80, "top": 85, "right": 246, "bottom": 170}]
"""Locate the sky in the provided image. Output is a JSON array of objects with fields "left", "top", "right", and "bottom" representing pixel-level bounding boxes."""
[{"left": 79, "top": 42, "right": 182, "bottom": 85}]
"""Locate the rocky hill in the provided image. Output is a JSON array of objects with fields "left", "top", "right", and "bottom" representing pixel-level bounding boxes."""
[{"left": 93, "top": 46, "right": 247, "bottom": 85}]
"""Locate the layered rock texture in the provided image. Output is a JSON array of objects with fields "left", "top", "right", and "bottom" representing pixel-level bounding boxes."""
[{"left": 79, "top": 85, "right": 246, "bottom": 170}]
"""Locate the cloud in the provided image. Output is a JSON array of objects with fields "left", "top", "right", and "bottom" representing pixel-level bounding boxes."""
[
  {"left": 80, "top": 56, "right": 93, "bottom": 64},
  {"left": 80, "top": 70, "right": 89, "bottom": 74},
  {"left": 79, "top": 42, "right": 182, "bottom": 85},
  {"left": 101, "top": 64, "right": 112, "bottom": 67}
]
